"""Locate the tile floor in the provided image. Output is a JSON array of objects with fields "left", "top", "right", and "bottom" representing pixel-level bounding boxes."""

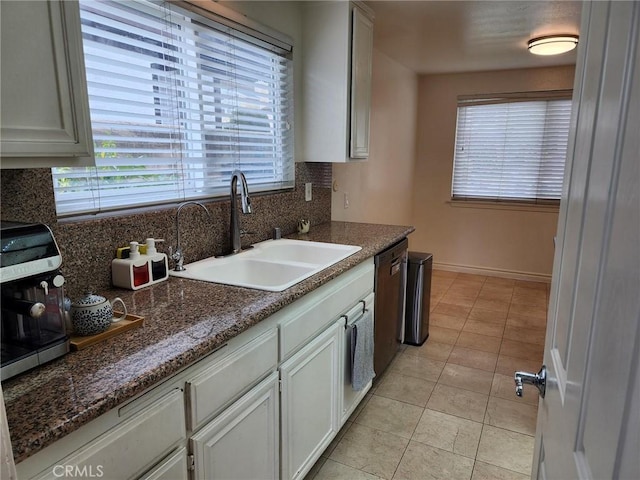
[{"left": 306, "top": 271, "right": 549, "bottom": 480}]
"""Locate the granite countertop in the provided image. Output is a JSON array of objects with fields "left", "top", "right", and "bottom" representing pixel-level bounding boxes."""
[{"left": 3, "top": 221, "right": 414, "bottom": 464}]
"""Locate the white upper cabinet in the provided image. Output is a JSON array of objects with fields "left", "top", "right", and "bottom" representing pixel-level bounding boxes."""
[
  {"left": 301, "top": 1, "right": 374, "bottom": 163},
  {"left": 0, "top": 0, "right": 94, "bottom": 168}
]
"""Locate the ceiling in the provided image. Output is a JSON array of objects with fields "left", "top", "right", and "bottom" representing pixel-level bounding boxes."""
[{"left": 367, "top": 1, "right": 582, "bottom": 74}]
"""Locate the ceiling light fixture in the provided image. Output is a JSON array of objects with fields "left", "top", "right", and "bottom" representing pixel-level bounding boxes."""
[{"left": 528, "top": 35, "right": 579, "bottom": 56}]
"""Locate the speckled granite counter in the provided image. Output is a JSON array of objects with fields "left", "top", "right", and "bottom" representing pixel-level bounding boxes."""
[{"left": 3, "top": 221, "right": 413, "bottom": 464}]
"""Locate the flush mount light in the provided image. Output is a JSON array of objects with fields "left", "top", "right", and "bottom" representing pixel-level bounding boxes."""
[{"left": 528, "top": 35, "right": 579, "bottom": 56}]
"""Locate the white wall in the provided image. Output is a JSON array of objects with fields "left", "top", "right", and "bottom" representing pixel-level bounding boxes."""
[
  {"left": 332, "top": 49, "right": 418, "bottom": 225},
  {"left": 411, "top": 66, "right": 576, "bottom": 279}
]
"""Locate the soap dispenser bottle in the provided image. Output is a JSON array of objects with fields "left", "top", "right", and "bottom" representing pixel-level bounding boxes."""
[
  {"left": 129, "top": 241, "right": 150, "bottom": 288},
  {"left": 144, "top": 238, "right": 169, "bottom": 282},
  {"left": 112, "top": 241, "right": 150, "bottom": 290}
]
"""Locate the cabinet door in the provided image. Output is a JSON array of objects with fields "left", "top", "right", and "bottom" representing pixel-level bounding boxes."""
[
  {"left": 0, "top": 0, "right": 93, "bottom": 166},
  {"left": 139, "top": 448, "right": 188, "bottom": 480},
  {"left": 349, "top": 6, "right": 373, "bottom": 159},
  {"left": 190, "top": 372, "right": 279, "bottom": 480},
  {"left": 280, "top": 320, "right": 342, "bottom": 480}
]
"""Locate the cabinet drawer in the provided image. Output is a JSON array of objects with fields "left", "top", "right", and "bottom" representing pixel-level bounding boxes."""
[
  {"left": 186, "top": 328, "right": 278, "bottom": 431},
  {"left": 33, "top": 389, "right": 185, "bottom": 480},
  {"left": 279, "top": 260, "right": 374, "bottom": 361}
]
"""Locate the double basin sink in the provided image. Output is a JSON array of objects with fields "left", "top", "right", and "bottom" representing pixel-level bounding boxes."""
[{"left": 169, "top": 239, "right": 362, "bottom": 292}]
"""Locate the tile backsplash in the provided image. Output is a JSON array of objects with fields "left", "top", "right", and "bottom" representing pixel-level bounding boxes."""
[{"left": 1, "top": 163, "right": 332, "bottom": 299}]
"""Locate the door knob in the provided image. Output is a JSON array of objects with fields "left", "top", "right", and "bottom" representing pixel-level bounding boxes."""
[{"left": 514, "top": 365, "right": 546, "bottom": 398}]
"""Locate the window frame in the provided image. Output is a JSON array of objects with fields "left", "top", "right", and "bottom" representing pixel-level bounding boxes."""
[
  {"left": 52, "top": 0, "right": 295, "bottom": 218},
  {"left": 451, "top": 90, "right": 573, "bottom": 207}
]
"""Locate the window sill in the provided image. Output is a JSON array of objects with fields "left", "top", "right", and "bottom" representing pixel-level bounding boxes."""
[{"left": 447, "top": 199, "right": 560, "bottom": 213}]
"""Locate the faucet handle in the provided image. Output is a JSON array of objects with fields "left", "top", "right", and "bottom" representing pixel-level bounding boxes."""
[{"left": 169, "top": 246, "right": 185, "bottom": 271}]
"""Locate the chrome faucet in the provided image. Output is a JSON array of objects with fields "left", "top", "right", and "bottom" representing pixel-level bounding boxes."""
[
  {"left": 230, "top": 170, "right": 252, "bottom": 254},
  {"left": 171, "top": 201, "right": 211, "bottom": 271}
]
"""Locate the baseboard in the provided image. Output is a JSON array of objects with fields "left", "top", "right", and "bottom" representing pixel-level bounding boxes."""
[{"left": 433, "top": 262, "right": 552, "bottom": 283}]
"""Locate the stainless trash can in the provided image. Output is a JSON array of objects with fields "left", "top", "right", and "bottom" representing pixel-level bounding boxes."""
[{"left": 404, "top": 252, "right": 433, "bottom": 346}]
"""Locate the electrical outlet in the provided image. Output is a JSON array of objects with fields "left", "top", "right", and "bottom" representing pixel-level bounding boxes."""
[
  {"left": 305, "top": 183, "right": 312, "bottom": 201},
  {"left": 344, "top": 192, "right": 350, "bottom": 209}
]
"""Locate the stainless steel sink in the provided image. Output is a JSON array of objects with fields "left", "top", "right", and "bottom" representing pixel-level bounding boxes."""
[{"left": 169, "top": 239, "right": 361, "bottom": 291}]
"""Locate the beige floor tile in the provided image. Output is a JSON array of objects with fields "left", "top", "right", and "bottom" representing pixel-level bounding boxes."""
[
  {"left": 433, "top": 303, "right": 472, "bottom": 319},
  {"left": 412, "top": 409, "right": 482, "bottom": 459},
  {"left": 448, "top": 346, "right": 498, "bottom": 372},
  {"left": 313, "top": 459, "right": 382, "bottom": 480},
  {"left": 468, "top": 307, "right": 507, "bottom": 325},
  {"left": 349, "top": 393, "right": 372, "bottom": 421},
  {"left": 511, "top": 292, "right": 547, "bottom": 308},
  {"left": 508, "top": 303, "right": 547, "bottom": 320},
  {"left": 471, "top": 461, "right": 529, "bottom": 480},
  {"left": 431, "top": 285, "right": 450, "bottom": 297},
  {"left": 441, "top": 293, "right": 476, "bottom": 308},
  {"left": 374, "top": 371, "right": 435, "bottom": 407},
  {"left": 499, "top": 339, "right": 544, "bottom": 362},
  {"left": 428, "top": 326, "right": 461, "bottom": 345},
  {"left": 456, "top": 332, "right": 502, "bottom": 354},
  {"left": 430, "top": 313, "right": 467, "bottom": 331},
  {"left": 495, "top": 355, "right": 541, "bottom": 377},
  {"left": 432, "top": 280, "right": 455, "bottom": 291},
  {"left": 404, "top": 340, "right": 453, "bottom": 362},
  {"left": 355, "top": 395, "right": 423, "bottom": 439},
  {"left": 323, "top": 421, "right": 353, "bottom": 458},
  {"left": 439, "top": 363, "right": 494, "bottom": 395},
  {"left": 304, "top": 456, "right": 326, "bottom": 480},
  {"left": 462, "top": 320, "right": 505, "bottom": 338},
  {"left": 476, "top": 425, "right": 535, "bottom": 475},
  {"left": 484, "top": 397, "right": 538, "bottom": 436},
  {"left": 455, "top": 273, "right": 487, "bottom": 284},
  {"left": 393, "top": 441, "right": 474, "bottom": 480},
  {"left": 502, "top": 325, "right": 546, "bottom": 346},
  {"left": 329, "top": 423, "right": 408, "bottom": 479},
  {"left": 491, "top": 374, "right": 539, "bottom": 406},
  {"left": 478, "top": 286, "right": 513, "bottom": 303},
  {"left": 433, "top": 269, "right": 458, "bottom": 280},
  {"left": 484, "top": 276, "right": 516, "bottom": 287},
  {"left": 448, "top": 283, "right": 482, "bottom": 297},
  {"left": 514, "top": 280, "right": 548, "bottom": 291},
  {"left": 474, "top": 298, "right": 510, "bottom": 314},
  {"left": 389, "top": 352, "right": 445, "bottom": 382},
  {"left": 506, "top": 313, "right": 547, "bottom": 330},
  {"left": 513, "top": 285, "right": 548, "bottom": 297},
  {"left": 426, "top": 384, "right": 489, "bottom": 422}
]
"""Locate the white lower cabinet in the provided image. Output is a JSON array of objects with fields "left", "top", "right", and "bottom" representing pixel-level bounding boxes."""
[
  {"left": 280, "top": 319, "right": 344, "bottom": 480},
  {"left": 190, "top": 372, "right": 280, "bottom": 480},
  {"left": 30, "top": 388, "right": 185, "bottom": 480},
  {"left": 139, "top": 447, "right": 188, "bottom": 480}
]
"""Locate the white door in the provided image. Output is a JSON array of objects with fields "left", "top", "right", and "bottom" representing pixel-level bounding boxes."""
[
  {"left": 524, "top": 2, "right": 640, "bottom": 479},
  {"left": 190, "top": 372, "right": 279, "bottom": 480},
  {"left": 280, "top": 319, "right": 342, "bottom": 480}
]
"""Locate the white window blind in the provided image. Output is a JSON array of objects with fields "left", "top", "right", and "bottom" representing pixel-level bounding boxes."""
[
  {"left": 452, "top": 92, "right": 572, "bottom": 203},
  {"left": 52, "top": 0, "right": 294, "bottom": 216}
]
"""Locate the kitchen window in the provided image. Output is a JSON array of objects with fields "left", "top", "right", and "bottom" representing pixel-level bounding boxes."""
[
  {"left": 52, "top": 0, "right": 294, "bottom": 216},
  {"left": 451, "top": 91, "right": 572, "bottom": 204}
]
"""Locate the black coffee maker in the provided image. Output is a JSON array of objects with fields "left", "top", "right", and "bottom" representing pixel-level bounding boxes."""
[{"left": 1, "top": 222, "right": 69, "bottom": 381}]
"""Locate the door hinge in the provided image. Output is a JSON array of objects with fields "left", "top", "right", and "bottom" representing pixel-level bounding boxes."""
[
  {"left": 278, "top": 379, "right": 282, "bottom": 392},
  {"left": 188, "top": 454, "right": 195, "bottom": 471}
]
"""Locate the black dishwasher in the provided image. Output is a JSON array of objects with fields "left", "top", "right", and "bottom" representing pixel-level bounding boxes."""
[{"left": 373, "top": 238, "right": 408, "bottom": 376}]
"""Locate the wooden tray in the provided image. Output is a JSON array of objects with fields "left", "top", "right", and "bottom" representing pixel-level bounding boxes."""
[{"left": 70, "top": 312, "right": 144, "bottom": 351}]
